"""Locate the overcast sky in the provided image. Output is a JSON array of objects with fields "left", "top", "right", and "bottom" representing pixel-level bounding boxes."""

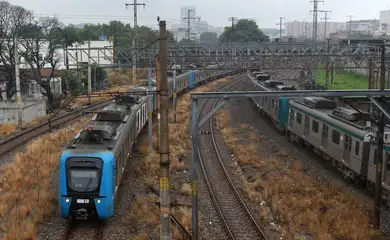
[{"left": 10, "top": 0, "right": 390, "bottom": 29}]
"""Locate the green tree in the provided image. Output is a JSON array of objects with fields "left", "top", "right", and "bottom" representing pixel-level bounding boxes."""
[
  {"left": 219, "top": 19, "right": 269, "bottom": 43},
  {"left": 200, "top": 32, "right": 218, "bottom": 43},
  {"left": 60, "top": 70, "right": 83, "bottom": 95}
]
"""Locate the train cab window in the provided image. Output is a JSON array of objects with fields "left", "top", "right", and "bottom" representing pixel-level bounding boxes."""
[
  {"left": 331, "top": 130, "right": 340, "bottom": 145},
  {"left": 312, "top": 120, "right": 319, "bottom": 133},
  {"left": 296, "top": 112, "right": 302, "bottom": 124},
  {"left": 68, "top": 169, "right": 100, "bottom": 192},
  {"left": 355, "top": 141, "right": 360, "bottom": 156}
]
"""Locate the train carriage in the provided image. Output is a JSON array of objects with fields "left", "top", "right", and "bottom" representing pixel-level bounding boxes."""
[
  {"left": 58, "top": 67, "right": 240, "bottom": 221},
  {"left": 247, "top": 70, "right": 390, "bottom": 206}
]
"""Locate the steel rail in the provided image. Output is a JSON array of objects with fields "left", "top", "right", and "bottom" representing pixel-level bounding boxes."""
[
  {"left": 198, "top": 74, "right": 267, "bottom": 239},
  {"left": 0, "top": 100, "right": 110, "bottom": 157}
]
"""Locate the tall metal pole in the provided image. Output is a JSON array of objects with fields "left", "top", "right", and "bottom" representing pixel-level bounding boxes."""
[
  {"left": 183, "top": 10, "right": 195, "bottom": 41},
  {"left": 374, "top": 41, "right": 386, "bottom": 229},
  {"left": 321, "top": 10, "right": 332, "bottom": 39},
  {"left": 156, "top": 55, "right": 161, "bottom": 151},
  {"left": 347, "top": 15, "right": 355, "bottom": 34},
  {"left": 14, "top": 35, "right": 22, "bottom": 126},
  {"left": 158, "top": 20, "right": 171, "bottom": 240},
  {"left": 125, "top": 1, "right": 146, "bottom": 83},
  {"left": 277, "top": 17, "right": 285, "bottom": 39},
  {"left": 310, "top": 0, "right": 324, "bottom": 42},
  {"left": 191, "top": 98, "right": 199, "bottom": 240},
  {"left": 87, "top": 39, "right": 92, "bottom": 104},
  {"left": 173, "top": 70, "right": 177, "bottom": 123},
  {"left": 148, "top": 62, "right": 153, "bottom": 150}
]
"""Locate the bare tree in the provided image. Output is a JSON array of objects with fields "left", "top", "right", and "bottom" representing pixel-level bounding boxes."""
[
  {"left": 0, "top": 1, "right": 32, "bottom": 99},
  {"left": 19, "top": 16, "right": 62, "bottom": 109}
]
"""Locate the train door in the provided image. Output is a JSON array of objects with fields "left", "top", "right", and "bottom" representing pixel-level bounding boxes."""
[
  {"left": 321, "top": 124, "right": 328, "bottom": 149},
  {"left": 385, "top": 152, "right": 390, "bottom": 185},
  {"left": 304, "top": 115, "right": 310, "bottom": 136},
  {"left": 343, "top": 134, "right": 352, "bottom": 164},
  {"left": 289, "top": 108, "right": 294, "bottom": 128}
]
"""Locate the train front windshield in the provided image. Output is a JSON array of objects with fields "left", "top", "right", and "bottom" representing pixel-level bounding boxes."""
[{"left": 68, "top": 169, "right": 100, "bottom": 192}]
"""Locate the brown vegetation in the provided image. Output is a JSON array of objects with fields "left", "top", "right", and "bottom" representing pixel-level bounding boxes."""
[
  {"left": 107, "top": 68, "right": 147, "bottom": 87},
  {"left": 0, "top": 117, "right": 89, "bottom": 240},
  {"left": 216, "top": 110, "right": 380, "bottom": 240},
  {"left": 133, "top": 77, "right": 233, "bottom": 236},
  {"left": 0, "top": 123, "right": 18, "bottom": 138}
]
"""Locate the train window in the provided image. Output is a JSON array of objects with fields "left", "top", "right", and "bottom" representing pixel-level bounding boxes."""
[
  {"left": 296, "top": 112, "right": 302, "bottom": 124},
  {"left": 312, "top": 120, "right": 319, "bottom": 133},
  {"left": 332, "top": 130, "right": 340, "bottom": 145},
  {"left": 355, "top": 141, "right": 360, "bottom": 156},
  {"left": 387, "top": 154, "right": 390, "bottom": 171}
]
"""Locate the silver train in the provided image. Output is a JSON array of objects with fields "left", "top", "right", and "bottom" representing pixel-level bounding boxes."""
[{"left": 247, "top": 71, "right": 390, "bottom": 206}]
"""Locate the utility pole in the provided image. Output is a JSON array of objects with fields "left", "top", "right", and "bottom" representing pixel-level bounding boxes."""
[
  {"left": 14, "top": 34, "right": 22, "bottom": 126},
  {"left": 302, "top": 21, "right": 309, "bottom": 39},
  {"left": 320, "top": 10, "right": 332, "bottom": 39},
  {"left": 310, "top": 0, "right": 324, "bottom": 42},
  {"left": 228, "top": 17, "right": 238, "bottom": 29},
  {"left": 183, "top": 10, "right": 196, "bottom": 41},
  {"left": 277, "top": 17, "right": 285, "bottom": 39},
  {"left": 158, "top": 20, "right": 172, "bottom": 240},
  {"left": 374, "top": 40, "right": 386, "bottom": 229},
  {"left": 87, "top": 39, "right": 91, "bottom": 104},
  {"left": 125, "top": 1, "right": 146, "bottom": 83},
  {"left": 347, "top": 15, "right": 355, "bottom": 34},
  {"left": 148, "top": 59, "right": 153, "bottom": 150}
]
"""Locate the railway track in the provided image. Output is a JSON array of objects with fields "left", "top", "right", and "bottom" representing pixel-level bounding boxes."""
[
  {"left": 198, "top": 74, "right": 268, "bottom": 240},
  {"left": 0, "top": 100, "right": 110, "bottom": 157},
  {"left": 62, "top": 218, "right": 105, "bottom": 240}
]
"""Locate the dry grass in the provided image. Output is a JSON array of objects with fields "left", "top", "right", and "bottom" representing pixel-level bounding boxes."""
[
  {"left": 132, "top": 77, "right": 233, "bottom": 236},
  {"left": 180, "top": 183, "right": 192, "bottom": 196},
  {"left": 70, "top": 68, "right": 148, "bottom": 109},
  {"left": 107, "top": 68, "right": 147, "bottom": 87},
  {"left": 0, "top": 123, "right": 18, "bottom": 138},
  {"left": 0, "top": 117, "right": 90, "bottom": 240},
  {"left": 216, "top": 111, "right": 380, "bottom": 240},
  {"left": 129, "top": 196, "right": 160, "bottom": 226},
  {"left": 239, "top": 123, "right": 249, "bottom": 130},
  {"left": 0, "top": 114, "right": 53, "bottom": 138}
]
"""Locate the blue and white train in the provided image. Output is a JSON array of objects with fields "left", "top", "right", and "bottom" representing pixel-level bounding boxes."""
[{"left": 58, "top": 66, "right": 241, "bottom": 220}]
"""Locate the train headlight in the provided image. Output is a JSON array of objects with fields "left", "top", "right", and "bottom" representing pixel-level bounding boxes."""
[
  {"left": 97, "top": 199, "right": 101, "bottom": 204},
  {"left": 65, "top": 198, "right": 70, "bottom": 203}
]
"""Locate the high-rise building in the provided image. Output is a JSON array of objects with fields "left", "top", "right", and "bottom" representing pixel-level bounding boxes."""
[
  {"left": 380, "top": 10, "right": 390, "bottom": 33},
  {"left": 285, "top": 21, "right": 346, "bottom": 39}
]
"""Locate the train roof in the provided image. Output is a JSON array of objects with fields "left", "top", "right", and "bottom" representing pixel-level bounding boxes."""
[
  {"left": 290, "top": 98, "right": 390, "bottom": 141},
  {"left": 66, "top": 93, "right": 146, "bottom": 151}
]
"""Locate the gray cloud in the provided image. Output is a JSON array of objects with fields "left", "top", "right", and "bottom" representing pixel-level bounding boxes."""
[{"left": 10, "top": 0, "right": 390, "bottom": 28}]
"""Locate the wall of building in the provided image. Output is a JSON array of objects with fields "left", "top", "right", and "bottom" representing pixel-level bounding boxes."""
[
  {"left": 380, "top": 10, "right": 390, "bottom": 33},
  {"left": 0, "top": 100, "right": 46, "bottom": 124}
]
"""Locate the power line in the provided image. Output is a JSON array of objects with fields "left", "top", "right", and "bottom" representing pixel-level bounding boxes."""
[
  {"left": 276, "top": 17, "right": 285, "bottom": 39},
  {"left": 310, "top": 0, "right": 324, "bottom": 42},
  {"left": 320, "top": 10, "right": 332, "bottom": 39}
]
